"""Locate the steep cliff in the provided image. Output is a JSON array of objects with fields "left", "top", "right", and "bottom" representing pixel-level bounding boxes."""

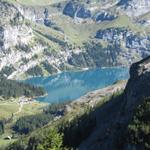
[{"left": 124, "top": 56, "right": 150, "bottom": 114}]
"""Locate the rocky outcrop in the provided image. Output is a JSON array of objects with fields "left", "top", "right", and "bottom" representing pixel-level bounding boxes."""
[
  {"left": 95, "top": 27, "right": 150, "bottom": 59},
  {"left": 95, "top": 27, "right": 128, "bottom": 42},
  {"left": 0, "top": 1, "right": 59, "bottom": 79},
  {"left": 0, "top": 1, "right": 32, "bottom": 51},
  {"left": 124, "top": 56, "right": 150, "bottom": 113},
  {"left": 118, "top": 0, "right": 150, "bottom": 17},
  {"left": 137, "top": 19, "right": 150, "bottom": 27},
  {"left": 0, "top": 1, "right": 24, "bottom": 25},
  {"left": 0, "top": 25, "right": 33, "bottom": 50},
  {"left": 15, "top": 3, "right": 59, "bottom": 27},
  {"left": 94, "top": 11, "right": 117, "bottom": 22},
  {"left": 63, "top": 0, "right": 150, "bottom": 19},
  {"left": 76, "top": 6, "right": 91, "bottom": 19},
  {"left": 63, "top": 1, "right": 118, "bottom": 21},
  {"left": 0, "top": 27, "right": 4, "bottom": 48},
  {"left": 63, "top": 1, "right": 76, "bottom": 18},
  {"left": 63, "top": 1, "right": 91, "bottom": 19}
]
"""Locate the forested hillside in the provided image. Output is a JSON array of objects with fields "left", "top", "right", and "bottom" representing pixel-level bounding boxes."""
[
  {"left": 125, "top": 98, "right": 150, "bottom": 149},
  {"left": 0, "top": 77, "right": 45, "bottom": 98}
]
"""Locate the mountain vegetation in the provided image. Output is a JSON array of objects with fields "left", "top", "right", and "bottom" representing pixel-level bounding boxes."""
[
  {"left": 13, "top": 114, "right": 53, "bottom": 135},
  {"left": 37, "top": 129, "right": 66, "bottom": 150},
  {"left": 6, "top": 91, "right": 150, "bottom": 150},
  {"left": 13, "top": 103, "right": 66, "bottom": 134},
  {"left": 0, "top": 77, "right": 45, "bottom": 99},
  {"left": 125, "top": 98, "right": 150, "bottom": 149}
]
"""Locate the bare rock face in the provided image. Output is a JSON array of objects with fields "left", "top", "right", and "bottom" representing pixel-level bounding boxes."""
[
  {"left": 63, "top": 1, "right": 91, "bottom": 19},
  {"left": 1, "top": 25, "right": 33, "bottom": 50},
  {"left": 118, "top": 0, "right": 150, "bottom": 17},
  {"left": 63, "top": 1, "right": 76, "bottom": 18},
  {"left": 124, "top": 56, "right": 150, "bottom": 113},
  {"left": 0, "top": 1, "right": 33, "bottom": 51},
  {"left": 95, "top": 27, "right": 150, "bottom": 64},
  {"left": 0, "top": 1, "right": 23, "bottom": 25},
  {"left": 94, "top": 11, "right": 117, "bottom": 22},
  {"left": 0, "top": 27, "right": 5, "bottom": 48}
]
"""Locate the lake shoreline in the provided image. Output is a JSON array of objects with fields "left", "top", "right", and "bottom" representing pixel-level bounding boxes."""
[
  {"left": 70, "top": 80, "right": 127, "bottom": 106},
  {"left": 18, "top": 66, "right": 130, "bottom": 81},
  {"left": 23, "top": 67, "right": 129, "bottom": 103}
]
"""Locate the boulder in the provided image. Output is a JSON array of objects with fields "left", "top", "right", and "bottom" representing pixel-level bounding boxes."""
[
  {"left": 94, "top": 11, "right": 117, "bottom": 22},
  {"left": 63, "top": 1, "right": 91, "bottom": 19},
  {"left": 63, "top": 1, "right": 77, "bottom": 18},
  {"left": 76, "top": 6, "right": 91, "bottom": 19}
]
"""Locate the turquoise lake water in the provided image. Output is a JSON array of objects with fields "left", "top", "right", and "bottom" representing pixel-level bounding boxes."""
[{"left": 24, "top": 67, "right": 129, "bottom": 103}]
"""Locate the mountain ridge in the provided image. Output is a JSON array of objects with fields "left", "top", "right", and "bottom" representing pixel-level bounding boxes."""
[{"left": 1, "top": 0, "right": 150, "bottom": 80}]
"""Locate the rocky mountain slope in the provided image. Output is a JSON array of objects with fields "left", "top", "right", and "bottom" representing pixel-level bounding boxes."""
[
  {"left": 118, "top": 0, "right": 150, "bottom": 17},
  {"left": 1, "top": 0, "right": 150, "bottom": 79}
]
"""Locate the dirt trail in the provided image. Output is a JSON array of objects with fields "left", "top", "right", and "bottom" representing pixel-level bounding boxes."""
[{"left": 14, "top": 102, "right": 23, "bottom": 115}]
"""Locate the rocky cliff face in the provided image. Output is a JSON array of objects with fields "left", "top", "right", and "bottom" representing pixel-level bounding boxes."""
[
  {"left": 124, "top": 56, "right": 150, "bottom": 113},
  {"left": 63, "top": 1, "right": 91, "bottom": 19},
  {"left": 95, "top": 27, "right": 150, "bottom": 58},
  {"left": 118, "top": 0, "right": 150, "bottom": 17},
  {"left": 94, "top": 11, "right": 117, "bottom": 22},
  {"left": 63, "top": 0, "right": 150, "bottom": 19},
  {"left": 0, "top": 2, "right": 26, "bottom": 50},
  {"left": 62, "top": 0, "right": 118, "bottom": 21}
]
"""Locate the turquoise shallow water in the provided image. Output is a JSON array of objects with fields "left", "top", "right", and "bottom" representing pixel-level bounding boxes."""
[{"left": 24, "top": 67, "right": 129, "bottom": 103}]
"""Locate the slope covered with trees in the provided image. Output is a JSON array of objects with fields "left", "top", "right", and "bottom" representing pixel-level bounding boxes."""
[
  {"left": 0, "top": 77, "right": 45, "bottom": 99},
  {"left": 125, "top": 98, "right": 150, "bottom": 149},
  {"left": 13, "top": 103, "right": 66, "bottom": 135}
]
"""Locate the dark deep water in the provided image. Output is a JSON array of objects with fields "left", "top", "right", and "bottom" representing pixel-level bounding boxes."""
[{"left": 24, "top": 67, "right": 129, "bottom": 103}]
